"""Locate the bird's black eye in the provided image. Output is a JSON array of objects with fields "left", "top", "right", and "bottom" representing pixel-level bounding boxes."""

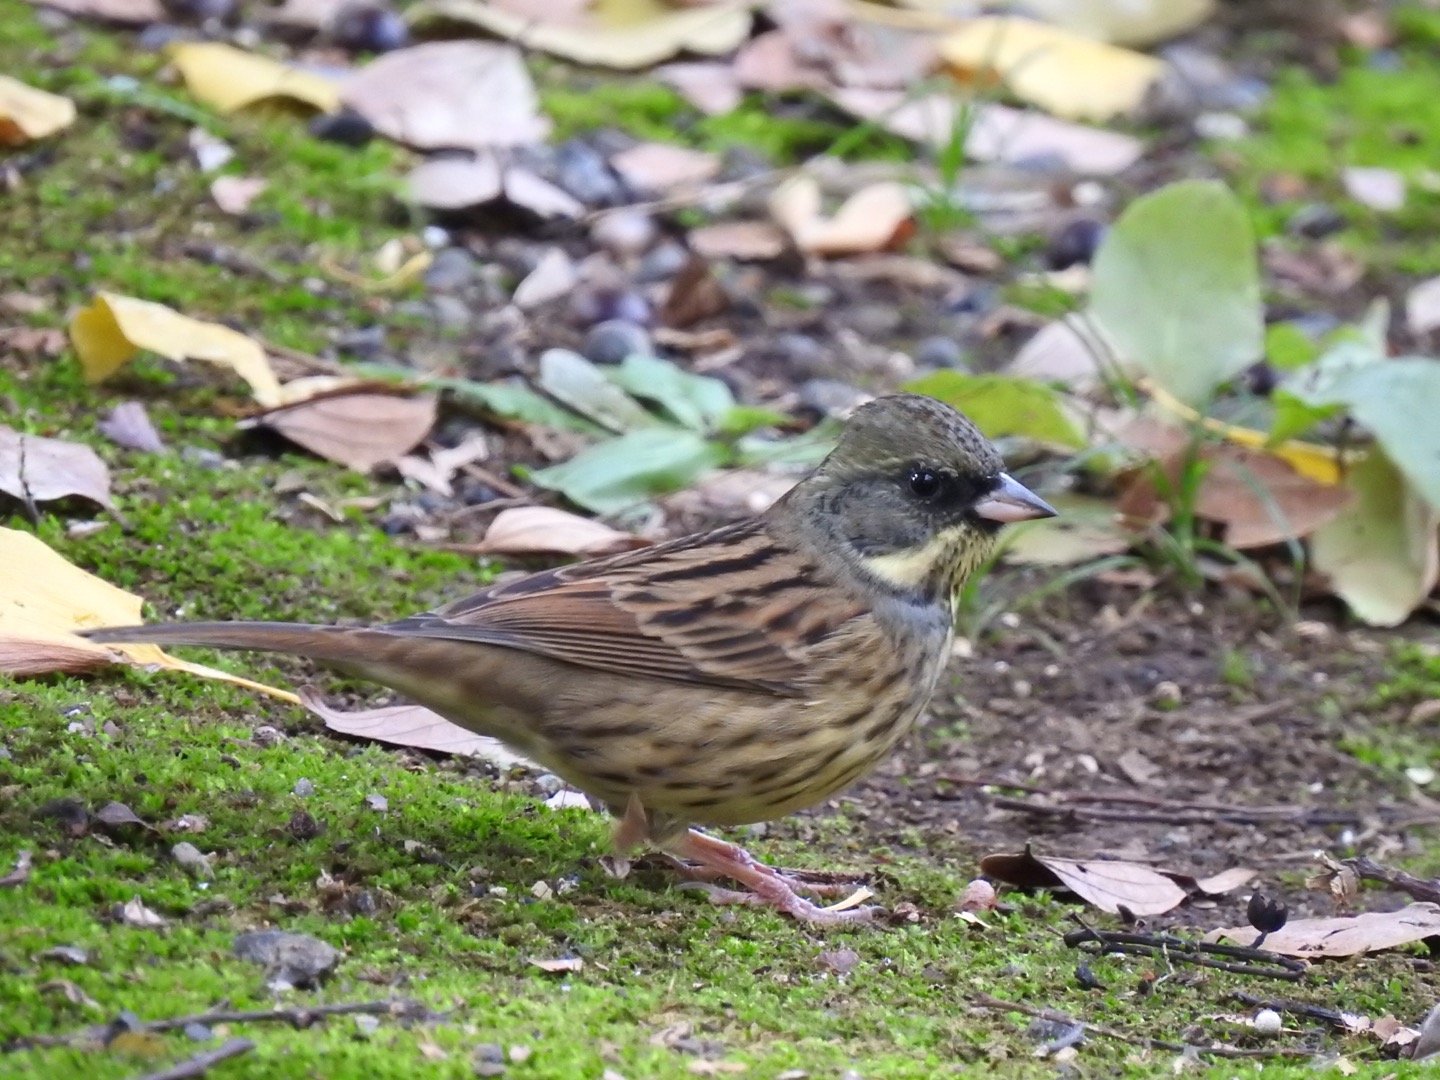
[{"left": 908, "top": 467, "right": 942, "bottom": 499}]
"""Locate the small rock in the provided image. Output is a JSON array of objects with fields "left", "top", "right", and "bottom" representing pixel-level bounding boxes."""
[
  {"left": 1193, "top": 112, "right": 1248, "bottom": 141},
  {"left": 422, "top": 226, "right": 450, "bottom": 249},
  {"left": 354, "top": 1014, "right": 381, "bottom": 1037},
  {"left": 913, "top": 335, "right": 968, "bottom": 370},
  {"left": 474, "top": 1065, "right": 506, "bottom": 1079},
  {"left": 293, "top": 778, "right": 315, "bottom": 797},
  {"left": 773, "top": 333, "right": 827, "bottom": 378},
  {"left": 797, "top": 378, "right": 869, "bottom": 419},
  {"left": 474, "top": 1043, "right": 505, "bottom": 1064},
  {"left": 1046, "top": 218, "right": 1106, "bottom": 271},
  {"left": 634, "top": 241, "right": 689, "bottom": 284},
  {"left": 1253, "top": 1009, "right": 1282, "bottom": 1036},
  {"left": 590, "top": 210, "right": 657, "bottom": 258},
  {"left": 1150, "top": 681, "right": 1183, "bottom": 708},
  {"left": 252, "top": 725, "right": 286, "bottom": 748},
  {"left": 1285, "top": 203, "right": 1346, "bottom": 239},
  {"left": 233, "top": 930, "right": 342, "bottom": 990},
  {"left": 553, "top": 140, "right": 624, "bottom": 206},
  {"left": 1343, "top": 166, "right": 1405, "bottom": 211},
  {"left": 533, "top": 773, "right": 565, "bottom": 796},
  {"left": 334, "top": 324, "right": 387, "bottom": 360},
  {"left": 172, "top": 841, "right": 214, "bottom": 881},
  {"left": 308, "top": 109, "right": 374, "bottom": 148},
  {"left": 570, "top": 285, "right": 651, "bottom": 328},
  {"left": 36, "top": 945, "right": 89, "bottom": 965},
  {"left": 582, "top": 320, "right": 652, "bottom": 364},
  {"left": 425, "top": 247, "right": 476, "bottom": 292},
  {"left": 429, "top": 294, "right": 473, "bottom": 331},
  {"left": 183, "top": 1022, "right": 216, "bottom": 1042},
  {"left": 180, "top": 447, "right": 226, "bottom": 470},
  {"left": 329, "top": 3, "right": 409, "bottom": 52},
  {"left": 363, "top": 794, "right": 388, "bottom": 812}
]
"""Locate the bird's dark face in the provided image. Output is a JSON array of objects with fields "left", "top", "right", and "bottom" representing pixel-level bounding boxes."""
[{"left": 787, "top": 394, "right": 1056, "bottom": 600}]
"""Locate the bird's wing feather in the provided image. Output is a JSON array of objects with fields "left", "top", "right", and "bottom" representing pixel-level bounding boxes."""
[{"left": 380, "top": 520, "right": 867, "bottom": 696}]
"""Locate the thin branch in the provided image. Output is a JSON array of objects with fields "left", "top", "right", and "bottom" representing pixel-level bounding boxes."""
[
  {"left": 6, "top": 999, "right": 432, "bottom": 1052},
  {"left": 1229, "top": 992, "right": 1354, "bottom": 1029},
  {"left": 1063, "top": 925, "right": 1306, "bottom": 981},
  {"left": 133, "top": 1038, "right": 255, "bottom": 1080},
  {"left": 968, "top": 993, "right": 1311, "bottom": 1060},
  {"left": 1345, "top": 856, "right": 1440, "bottom": 904}
]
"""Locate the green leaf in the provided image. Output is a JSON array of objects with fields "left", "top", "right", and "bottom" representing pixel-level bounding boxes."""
[
  {"left": 1287, "top": 356, "right": 1440, "bottom": 510},
  {"left": 1088, "top": 179, "right": 1263, "bottom": 406},
  {"left": 1267, "top": 392, "right": 1341, "bottom": 445},
  {"left": 537, "top": 349, "right": 658, "bottom": 433},
  {"left": 904, "top": 371, "right": 1086, "bottom": 449},
  {"left": 530, "top": 428, "right": 728, "bottom": 514},
  {"left": 737, "top": 422, "right": 840, "bottom": 468},
  {"left": 717, "top": 404, "right": 790, "bottom": 437},
  {"left": 426, "top": 376, "right": 601, "bottom": 434},
  {"left": 1310, "top": 448, "right": 1439, "bottom": 627},
  {"left": 1264, "top": 322, "right": 1321, "bottom": 371},
  {"left": 604, "top": 354, "right": 735, "bottom": 432}
]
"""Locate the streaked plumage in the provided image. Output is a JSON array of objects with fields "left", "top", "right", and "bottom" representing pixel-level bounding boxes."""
[{"left": 82, "top": 393, "right": 1054, "bottom": 924}]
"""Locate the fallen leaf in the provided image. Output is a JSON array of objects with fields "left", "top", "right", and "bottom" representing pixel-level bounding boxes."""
[
  {"left": 472, "top": 506, "right": 646, "bottom": 557},
  {"left": 513, "top": 248, "right": 580, "bottom": 310},
  {"left": 0, "top": 526, "right": 295, "bottom": 699},
  {"left": 1190, "top": 446, "right": 1354, "bottom": 549},
  {"left": 392, "top": 432, "right": 490, "bottom": 496},
  {"left": 118, "top": 896, "right": 167, "bottom": 928},
  {"left": 246, "top": 389, "right": 437, "bottom": 472},
  {"left": 341, "top": 41, "right": 548, "bottom": 150},
  {"left": 1310, "top": 449, "right": 1440, "bottom": 627},
  {"left": 0, "top": 850, "right": 31, "bottom": 888},
  {"left": 654, "top": 61, "right": 742, "bottom": 115},
  {"left": 94, "top": 801, "right": 151, "bottom": 830},
  {"left": 1162, "top": 866, "right": 1257, "bottom": 896},
  {"left": 70, "top": 292, "right": 283, "bottom": 407},
  {"left": 1007, "top": 315, "right": 1112, "bottom": 389},
  {"left": 660, "top": 254, "right": 729, "bottom": 329},
  {"left": 1343, "top": 166, "right": 1405, "bottom": 212},
  {"left": 171, "top": 42, "right": 340, "bottom": 114},
  {"left": 980, "top": 847, "right": 1188, "bottom": 915},
  {"left": 404, "top": 155, "right": 583, "bottom": 219},
  {"left": 529, "top": 956, "right": 584, "bottom": 973},
  {"left": 409, "top": 0, "right": 752, "bottom": 70},
  {"left": 97, "top": 401, "right": 165, "bottom": 454},
  {"left": 1206, "top": 903, "right": 1440, "bottom": 958},
  {"left": 831, "top": 90, "right": 1144, "bottom": 175},
  {"left": 210, "top": 175, "right": 268, "bottom": 215},
  {"left": 0, "top": 76, "right": 76, "bottom": 145},
  {"left": 769, "top": 176, "right": 912, "bottom": 256},
  {"left": 0, "top": 427, "right": 116, "bottom": 513},
  {"left": 298, "top": 689, "right": 532, "bottom": 768},
  {"left": 687, "top": 221, "right": 788, "bottom": 261},
  {"left": 1017, "top": 0, "right": 1214, "bottom": 47},
  {"left": 999, "top": 493, "right": 1133, "bottom": 566},
  {"left": 940, "top": 17, "right": 1164, "bottom": 122},
  {"left": 22, "top": 0, "right": 162, "bottom": 22},
  {"left": 1370, "top": 1016, "right": 1420, "bottom": 1050},
  {"left": 611, "top": 142, "right": 721, "bottom": 196}
]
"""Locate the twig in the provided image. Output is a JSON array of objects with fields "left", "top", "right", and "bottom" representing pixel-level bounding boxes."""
[
  {"left": 969, "top": 993, "right": 1311, "bottom": 1060},
  {"left": 6, "top": 999, "right": 431, "bottom": 1051},
  {"left": 1229, "top": 992, "right": 1353, "bottom": 1029},
  {"left": 133, "top": 1038, "right": 255, "bottom": 1080},
  {"left": 1345, "top": 856, "right": 1440, "bottom": 904},
  {"left": 1063, "top": 925, "right": 1306, "bottom": 981},
  {"left": 581, "top": 167, "right": 795, "bottom": 226}
]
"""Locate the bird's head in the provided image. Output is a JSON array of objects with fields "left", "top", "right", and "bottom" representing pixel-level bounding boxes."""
[{"left": 781, "top": 393, "right": 1056, "bottom": 601}]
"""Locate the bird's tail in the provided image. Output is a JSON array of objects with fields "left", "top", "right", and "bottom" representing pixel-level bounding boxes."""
[{"left": 79, "top": 622, "right": 388, "bottom": 668}]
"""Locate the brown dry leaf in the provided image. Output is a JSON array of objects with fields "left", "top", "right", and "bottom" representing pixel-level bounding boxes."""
[
  {"left": 248, "top": 389, "right": 437, "bottom": 472},
  {"left": 170, "top": 42, "right": 340, "bottom": 114},
  {"left": 769, "top": 175, "right": 912, "bottom": 256},
  {"left": 472, "top": 506, "right": 646, "bottom": 557},
  {"left": 940, "top": 17, "right": 1163, "bottom": 122},
  {"left": 0, "top": 526, "right": 296, "bottom": 698},
  {"left": 0, "top": 850, "right": 31, "bottom": 889},
  {"left": 0, "top": 76, "right": 76, "bottom": 145},
  {"left": 688, "top": 221, "right": 787, "bottom": 262},
  {"left": 1006, "top": 316, "right": 1111, "bottom": 389},
  {"left": 70, "top": 292, "right": 283, "bottom": 407},
  {"left": 1206, "top": 903, "right": 1440, "bottom": 958},
  {"left": 405, "top": 155, "right": 583, "bottom": 219},
  {"left": 0, "top": 326, "right": 67, "bottom": 355},
  {"left": 530, "top": 956, "right": 584, "bottom": 974},
  {"left": 210, "top": 175, "right": 268, "bottom": 215},
  {"left": 408, "top": 0, "right": 752, "bottom": 70},
  {"left": 1180, "top": 867, "right": 1258, "bottom": 896},
  {"left": 298, "top": 688, "right": 531, "bottom": 766},
  {"left": 393, "top": 432, "right": 490, "bottom": 496},
  {"left": 654, "top": 61, "right": 741, "bottom": 115},
  {"left": 980, "top": 847, "right": 1188, "bottom": 915},
  {"left": 97, "top": 402, "right": 165, "bottom": 454},
  {"left": 610, "top": 142, "right": 721, "bottom": 196},
  {"left": 1193, "top": 446, "right": 1355, "bottom": 549},
  {"left": 660, "top": 255, "right": 728, "bottom": 329},
  {"left": 832, "top": 89, "right": 1144, "bottom": 176},
  {"left": 342, "top": 41, "right": 548, "bottom": 151},
  {"left": 0, "top": 427, "right": 116, "bottom": 513}
]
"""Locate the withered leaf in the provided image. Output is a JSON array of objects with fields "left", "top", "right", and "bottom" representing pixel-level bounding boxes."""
[
  {"left": 298, "top": 688, "right": 532, "bottom": 768},
  {"left": 660, "top": 254, "right": 729, "bottom": 329},
  {"left": 472, "top": 506, "right": 646, "bottom": 558},
  {"left": 980, "top": 846, "right": 1188, "bottom": 915},
  {"left": 529, "top": 956, "right": 583, "bottom": 974},
  {"left": 249, "top": 389, "right": 437, "bottom": 472},
  {"left": 93, "top": 800, "right": 153, "bottom": 830},
  {"left": 97, "top": 401, "right": 165, "bottom": 454},
  {"left": 1207, "top": 903, "right": 1440, "bottom": 958},
  {"left": 0, "top": 427, "right": 116, "bottom": 512}
]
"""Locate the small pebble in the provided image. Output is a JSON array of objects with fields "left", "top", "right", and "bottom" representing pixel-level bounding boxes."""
[
  {"left": 1253, "top": 1009, "right": 1282, "bottom": 1036},
  {"left": 354, "top": 1014, "right": 381, "bottom": 1037},
  {"left": 293, "top": 778, "right": 315, "bottom": 797},
  {"left": 590, "top": 210, "right": 657, "bottom": 258},
  {"left": 634, "top": 240, "right": 689, "bottom": 284},
  {"left": 329, "top": 3, "right": 409, "bottom": 52},
  {"left": 913, "top": 335, "right": 968, "bottom": 370},
  {"left": 172, "top": 841, "right": 214, "bottom": 881},
  {"left": 252, "top": 725, "right": 285, "bottom": 747},
  {"left": 533, "top": 773, "right": 565, "bottom": 796},
  {"left": 363, "top": 794, "right": 388, "bottom": 812},
  {"left": 180, "top": 447, "right": 226, "bottom": 470},
  {"left": 553, "top": 140, "right": 624, "bottom": 206},
  {"left": 570, "top": 286, "right": 651, "bottom": 328},
  {"left": 582, "top": 319, "right": 652, "bottom": 364},
  {"left": 334, "top": 324, "right": 387, "bottom": 360},
  {"left": 183, "top": 1022, "right": 215, "bottom": 1042},
  {"left": 308, "top": 110, "right": 374, "bottom": 148},
  {"left": 474, "top": 1043, "right": 505, "bottom": 1064},
  {"left": 797, "top": 378, "right": 869, "bottom": 419},
  {"left": 1046, "top": 218, "right": 1106, "bottom": 271},
  {"left": 424, "top": 247, "right": 475, "bottom": 292}
]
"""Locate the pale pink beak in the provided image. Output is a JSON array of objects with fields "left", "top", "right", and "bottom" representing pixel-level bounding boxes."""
[{"left": 974, "top": 473, "right": 1056, "bottom": 523}]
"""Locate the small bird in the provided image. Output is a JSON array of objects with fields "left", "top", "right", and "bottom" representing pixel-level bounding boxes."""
[{"left": 83, "top": 394, "right": 1054, "bottom": 924}]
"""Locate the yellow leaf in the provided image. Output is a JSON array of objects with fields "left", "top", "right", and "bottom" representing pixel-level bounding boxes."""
[
  {"left": 0, "top": 527, "right": 297, "bottom": 702},
  {"left": 0, "top": 76, "right": 76, "bottom": 145},
  {"left": 940, "top": 16, "right": 1162, "bottom": 122},
  {"left": 409, "top": 0, "right": 752, "bottom": 70},
  {"left": 170, "top": 42, "right": 340, "bottom": 114},
  {"left": 70, "top": 292, "right": 283, "bottom": 407}
]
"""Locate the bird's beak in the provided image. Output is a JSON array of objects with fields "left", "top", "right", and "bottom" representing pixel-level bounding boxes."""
[{"left": 974, "top": 473, "right": 1057, "bottom": 524}]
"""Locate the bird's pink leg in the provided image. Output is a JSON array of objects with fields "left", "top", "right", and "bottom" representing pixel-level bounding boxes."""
[{"left": 663, "top": 829, "right": 882, "bottom": 926}]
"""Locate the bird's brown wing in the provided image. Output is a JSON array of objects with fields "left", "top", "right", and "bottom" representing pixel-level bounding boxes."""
[{"left": 380, "top": 520, "right": 867, "bottom": 696}]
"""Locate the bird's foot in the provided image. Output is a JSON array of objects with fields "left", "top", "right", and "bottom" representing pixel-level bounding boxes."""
[
  {"left": 665, "top": 829, "right": 882, "bottom": 926},
  {"left": 656, "top": 853, "right": 863, "bottom": 899}
]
